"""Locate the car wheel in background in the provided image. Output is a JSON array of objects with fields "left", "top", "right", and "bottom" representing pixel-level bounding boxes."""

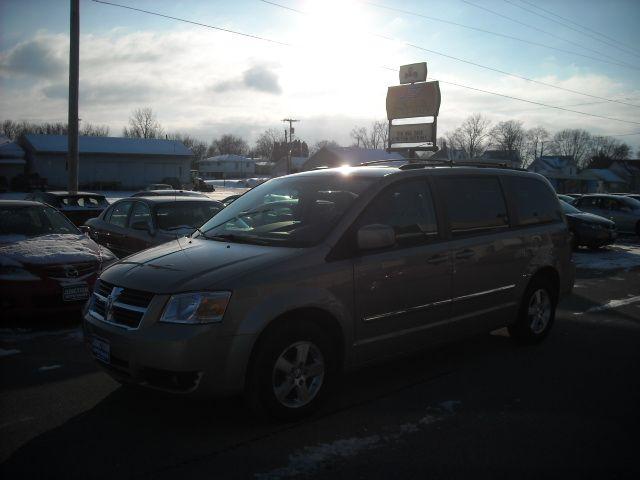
[
  {"left": 245, "top": 319, "right": 337, "bottom": 421},
  {"left": 509, "top": 277, "right": 557, "bottom": 345}
]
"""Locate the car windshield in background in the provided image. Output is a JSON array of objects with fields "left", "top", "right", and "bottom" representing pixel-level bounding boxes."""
[
  {"left": 60, "top": 196, "right": 108, "bottom": 208},
  {"left": 0, "top": 205, "right": 80, "bottom": 237},
  {"left": 199, "top": 174, "right": 374, "bottom": 247},
  {"left": 560, "top": 200, "right": 581, "bottom": 214},
  {"left": 155, "top": 202, "right": 222, "bottom": 230}
]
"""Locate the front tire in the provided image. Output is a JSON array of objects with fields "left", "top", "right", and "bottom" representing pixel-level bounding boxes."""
[
  {"left": 509, "top": 278, "right": 557, "bottom": 344},
  {"left": 245, "top": 320, "right": 336, "bottom": 421}
]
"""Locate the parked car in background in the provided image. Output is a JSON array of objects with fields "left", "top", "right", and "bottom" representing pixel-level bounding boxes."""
[
  {"left": 84, "top": 196, "right": 224, "bottom": 258},
  {"left": 145, "top": 184, "right": 173, "bottom": 191},
  {"left": 623, "top": 194, "right": 640, "bottom": 202},
  {"left": 574, "top": 194, "right": 640, "bottom": 236},
  {"left": 193, "top": 177, "right": 215, "bottom": 192},
  {"left": 84, "top": 166, "right": 574, "bottom": 420},
  {"left": 161, "top": 177, "right": 181, "bottom": 190},
  {"left": 131, "top": 190, "right": 207, "bottom": 198},
  {"left": 25, "top": 191, "right": 108, "bottom": 226},
  {"left": 0, "top": 200, "right": 117, "bottom": 317},
  {"left": 560, "top": 200, "right": 616, "bottom": 249},
  {"left": 557, "top": 194, "right": 576, "bottom": 205}
]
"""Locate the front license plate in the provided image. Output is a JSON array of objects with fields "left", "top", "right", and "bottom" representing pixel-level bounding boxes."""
[
  {"left": 90, "top": 336, "right": 110, "bottom": 364},
  {"left": 63, "top": 283, "right": 89, "bottom": 302}
]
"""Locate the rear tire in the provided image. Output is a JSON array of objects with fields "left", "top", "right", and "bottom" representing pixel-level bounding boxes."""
[
  {"left": 509, "top": 277, "right": 557, "bottom": 345},
  {"left": 245, "top": 319, "right": 337, "bottom": 421}
]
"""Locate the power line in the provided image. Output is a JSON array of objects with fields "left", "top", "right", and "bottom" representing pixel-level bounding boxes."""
[
  {"left": 263, "top": 0, "right": 640, "bottom": 109},
  {"left": 91, "top": 0, "right": 290, "bottom": 46},
  {"left": 363, "top": 1, "right": 638, "bottom": 71},
  {"left": 517, "top": 0, "right": 640, "bottom": 57},
  {"left": 379, "top": 67, "right": 640, "bottom": 126},
  {"left": 94, "top": 0, "right": 640, "bottom": 127},
  {"left": 503, "top": 0, "right": 640, "bottom": 60},
  {"left": 459, "top": 0, "right": 638, "bottom": 70}
]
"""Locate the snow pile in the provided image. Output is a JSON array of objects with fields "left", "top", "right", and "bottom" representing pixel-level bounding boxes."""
[
  {"left": 573, "top": 244, "right": 640, "bottom": 271},
  {"left": 0, "top": 234, "right": 99, "bottom": 265}
]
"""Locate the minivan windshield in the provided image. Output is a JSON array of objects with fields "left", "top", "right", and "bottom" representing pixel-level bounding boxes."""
[{"left": 198, "top": 174, "right": 375, "bottom": 247}]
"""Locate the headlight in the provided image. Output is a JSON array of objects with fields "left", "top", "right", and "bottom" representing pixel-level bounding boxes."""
[
  {"left": 160, "top": 291, "right": 231, "bottom": 324},
  {"left": 0, "top": 265, "right": 39, "bottom": 281}
]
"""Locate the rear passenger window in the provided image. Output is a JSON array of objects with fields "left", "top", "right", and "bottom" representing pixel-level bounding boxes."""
[
  {"left": 511, "top": 177, "right": 562, "bottom": 226},
  {"left": 440, "top": 177, "right": 508, "bottom": 235},
  {"left": 108, "top": 201, "right": 132, "bottom": 228},
  {"left": 358, "top": 179, "right": 438, "bottom": 247}
]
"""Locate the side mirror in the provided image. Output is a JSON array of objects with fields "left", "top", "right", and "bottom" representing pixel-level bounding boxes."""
[
  {"left": 79, "top": 225, "right": 90, "bottom": 236},
  {"left": 357, "top": 224, "right": 395, "bottom": 250}
]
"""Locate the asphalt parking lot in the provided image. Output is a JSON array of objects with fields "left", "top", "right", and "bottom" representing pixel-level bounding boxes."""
[{"left": 1, "top": 241, "right": 639, "bottom": 479}]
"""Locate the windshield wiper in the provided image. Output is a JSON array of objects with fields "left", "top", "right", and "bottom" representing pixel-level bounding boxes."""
[{"left": 207, "top": 233, "right": 270, "bottom": 245}]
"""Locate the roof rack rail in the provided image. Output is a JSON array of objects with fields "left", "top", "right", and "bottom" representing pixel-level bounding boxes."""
[{"left": 397, "top": 160, "right": 525, "bottom": 171}]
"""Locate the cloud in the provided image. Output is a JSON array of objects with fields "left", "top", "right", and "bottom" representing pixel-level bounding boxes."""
[
  {"left": 0, "top": 37, "right": 67, "bottom": 78},
  {"left": 214, "top": 64, "right": 282, "bottom": 95}
]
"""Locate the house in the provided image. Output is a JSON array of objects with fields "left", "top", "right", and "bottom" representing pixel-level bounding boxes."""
[
  {"left": 608, "top": 159, "right": 640, "bottom": 192},
  {"left": 429, "top": 144, "right": 467, "bottom": 161},
  {"left": 197, "top": 154, "right": 256, "bottom": 179},
  {"left": 271, "top": 156, "right": 310, "bottom": 176},
  {"left": 478, "top": 149, "right": 522, "bottom": 169},
  {"left": 527, "top": 155, "right": 582, "bottom": 193},
  {"left": 302, "top": 146, "right": 404, "bottom": 171},
  {"left": 21, "top": 134, "right": 193, "bottom": 189},
  {"left": 0, "top": 135, "right": 26, "bottom": 190},
  {"left": 579, "top": 168, "right": 629, "bottom": 193}
]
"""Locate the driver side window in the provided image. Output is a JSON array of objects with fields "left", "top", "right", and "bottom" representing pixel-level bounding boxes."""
[{"left": 357, "top": 179, "right": 438, "bottom": 248}]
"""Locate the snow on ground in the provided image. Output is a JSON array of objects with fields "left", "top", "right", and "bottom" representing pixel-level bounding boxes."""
[
  {"left": 574, "top": 295, "right": 640, "bottom": 315},
  {"left": 573, "top": 243, "right": 640, "bottom": 271}
]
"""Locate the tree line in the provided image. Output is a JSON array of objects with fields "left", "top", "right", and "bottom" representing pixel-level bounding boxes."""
[
  {"left": 442, "top": 113, "right": 634, "bottom": 169},
  {"left": 3, "top": 108, "right": 637, "bottom": 169}
]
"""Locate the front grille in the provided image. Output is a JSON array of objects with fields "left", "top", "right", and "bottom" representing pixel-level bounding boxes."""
[
  {"left": 43, "top": 262, "right": 98, "bottom": 279},
  {"left": 90, "top": 279, "right": 154, "bottom": 329}
]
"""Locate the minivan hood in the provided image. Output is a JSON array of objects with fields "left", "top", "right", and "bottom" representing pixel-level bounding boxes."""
[{"left": 100, "top": 237, "right": 303, "bottom": 293}]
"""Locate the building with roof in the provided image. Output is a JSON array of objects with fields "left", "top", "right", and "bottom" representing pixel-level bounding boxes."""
[
  {"left": 527, "top": 155, "right": 582, "bottom": 193},
  {"left": 21, "top": 134, "right": 193, "bottom": 190},
  {"left": 197, "top": 154, "right": 256, "bottom": 179},
  {"left": 272, "top": 156, "right": 310, "bottom": 176},
  {"left": 601, "top": 159, "right": 640, "bottom": 193},
  {"left": 579, "top": 168, "right": 629, "bottom": 193},
  {"left": 0, "top": 135, "right": 26, "bottom": 191},
  {"left": 478, "top": 150, "right": 522, "bottom": 168},
  {"left": 301, "top": 146, "right": 404, "bottom": 172}
]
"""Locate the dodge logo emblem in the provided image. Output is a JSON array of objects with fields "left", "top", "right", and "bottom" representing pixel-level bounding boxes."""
[
  {"left": 105, "top": 287, "right": 124, "bottom": 322},
  {"left": 64, "top": 265, "right": 79, "bottom": 278}
]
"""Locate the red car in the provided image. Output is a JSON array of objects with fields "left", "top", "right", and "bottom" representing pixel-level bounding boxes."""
[{"left": 0, "top": 200, "right": 117, "bottom": 318}]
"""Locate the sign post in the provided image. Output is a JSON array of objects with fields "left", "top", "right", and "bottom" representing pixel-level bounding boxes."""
[{"left": 386, "top": 62, "right": 441, "bottom": 157}]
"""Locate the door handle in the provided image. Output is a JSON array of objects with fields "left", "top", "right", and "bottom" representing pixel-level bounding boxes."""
[
  {"left": 455, "top": 249, "right": 475, "bottom": 260},
  {"left": 426, "top": 253, "right": 449, "bottom": 265}
]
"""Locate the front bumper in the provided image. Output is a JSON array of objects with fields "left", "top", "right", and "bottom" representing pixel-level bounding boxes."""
[
  {"left": 1, "top": 278, "right": 93, "bottom": 318},
  {"left": 83, "top": 308, "right": 256, "bottom": 397}
]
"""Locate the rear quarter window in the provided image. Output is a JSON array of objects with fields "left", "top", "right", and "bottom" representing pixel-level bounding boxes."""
[{"left": 509, "top": 177, "right": 562, "bottom": 226}]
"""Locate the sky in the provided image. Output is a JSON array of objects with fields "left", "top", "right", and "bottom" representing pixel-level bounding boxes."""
[{"left": 1, "top": 0, "right": 639, "bottom": 152}]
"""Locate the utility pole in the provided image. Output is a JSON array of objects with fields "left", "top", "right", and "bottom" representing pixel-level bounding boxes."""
[
  {"left": 282, "top": 118, "right": 299, "bottom": 175},
  {"left": 67, "top": 0, "right": 80, "bottom": 194}
]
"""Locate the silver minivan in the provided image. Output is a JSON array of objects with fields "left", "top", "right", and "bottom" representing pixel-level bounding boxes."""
[{"left": 83, "top": 165, "right": 574, "bottom": 419}]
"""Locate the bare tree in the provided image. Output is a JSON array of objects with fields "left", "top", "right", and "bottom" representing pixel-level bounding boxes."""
[
  {"left": 122, "top": 107, "right": 164, "bottom": 139},
  {"left": 254, "top": 128, "right": 281, "bottom": 160},
  {"left": 1, "top": 119, "right": 108, "bottom": 140},
  {"left": 489, "top": 120, "right": 525, "bottom": 155},
  {"left": 310, "top": 139, "right": 340, "bottom": 155},
  {"left": 589, "top": 135, "right": 630, "bottom": 161},
  {"left": 350, "top": 120, "right": 388, "bottom": 149},
  {"left": 167, "top": 132, "right": 207, "bottom": 168},
  {"left": 208, "top": 134, "right": 249, "bottom": 156},
  {"left": 550, "top": 129, "right": 592, "bottom": 168},
  {"left": 523, "top": 126, "right": 550, "bottom": 167},
  {"left": 447, "top": 113, "right": 491, "bottom": 159}
]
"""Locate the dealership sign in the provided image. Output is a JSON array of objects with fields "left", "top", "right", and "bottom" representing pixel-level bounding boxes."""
[
  {"left": 389, "top": 123, "right": 436, "bottom": 146},
  {"left": 386, "top": 81, "right": 441, "bottom": 120},
  {"left": 399, "top": 62, "right": 427, "bottom": 84}
]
